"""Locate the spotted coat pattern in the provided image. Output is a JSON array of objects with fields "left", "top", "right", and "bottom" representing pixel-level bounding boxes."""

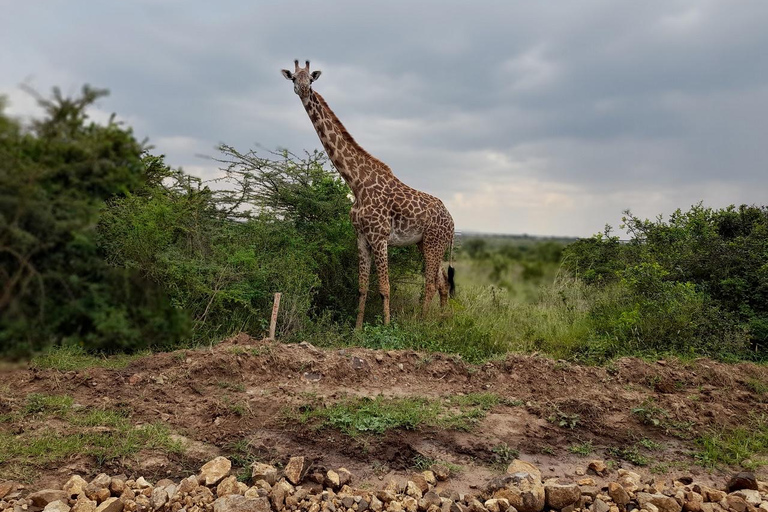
[{"left": 282, "top": 61, "right": 455, "bottom": 328}]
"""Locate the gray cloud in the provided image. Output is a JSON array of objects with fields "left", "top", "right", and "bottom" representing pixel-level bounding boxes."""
[{"left": 2, "top": 0, "right": 767, "bottom": 236}]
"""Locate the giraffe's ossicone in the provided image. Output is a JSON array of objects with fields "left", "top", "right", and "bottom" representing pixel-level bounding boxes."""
[{"left": 282, "top": 60, "right": 455, "bottom": 328}]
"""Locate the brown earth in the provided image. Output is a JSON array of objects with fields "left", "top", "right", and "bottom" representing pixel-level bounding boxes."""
[{"left": 2, "top": 333, "right": 767, "bottom": 492}]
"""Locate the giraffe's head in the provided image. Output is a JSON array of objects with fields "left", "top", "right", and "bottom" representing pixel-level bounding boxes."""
[{"left": 281, "top": 60, "right": 321, "bottom": 99}]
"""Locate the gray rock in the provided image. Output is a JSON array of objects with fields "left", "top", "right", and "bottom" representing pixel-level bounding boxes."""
[
  {"left": 94, "top": 498, "right": 123, "bottom": 512},
  {"left": 212, "top": 495, "right": 270, "bottom": 512},
  {"left": 250, "top": 463, "right": 277, "bottom": 487},
  {"left": 636, "top": 493, "right": 682, "bottom": 512},
  {"left": 150, "top": 487, "right": 168, "bottom": 510},
  {"left": 28, "top": 491, "right": 70, "bottom": 508},
  {"left": 43, "top": 501, "right": 71, "bottom": 512},
  {"left": 591, "top": 499, "right": 610, "bottom": 512},
  {"left": 283, "top": 456, "right": 308, "bottom": 485},
  {"left": 727, "top": 473, "right": 758, "bottom": 493},
  {"left": 544, "top": 483, "right": 581, "bottom": 510},
  {"left": 730, "top": 490, "right": 761, "bottom": 506},
  {"left": 608, "top": 483, "right": 631, "bottom": 508},
  {"left": 199, "top": 457, "right": 232, "bottom": 486}
]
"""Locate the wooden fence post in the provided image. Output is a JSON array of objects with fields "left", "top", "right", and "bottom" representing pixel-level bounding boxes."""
[{"left": 268, "top": 292, "right": 282, "bottom": 341}]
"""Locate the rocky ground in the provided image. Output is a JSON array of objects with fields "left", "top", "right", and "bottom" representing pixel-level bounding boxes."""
[
  {"left": 1, "top": 455, "right": 765, "bottom": 512},
  {"left": 1, "top": 334, "right": 767, "bottom": 498}
]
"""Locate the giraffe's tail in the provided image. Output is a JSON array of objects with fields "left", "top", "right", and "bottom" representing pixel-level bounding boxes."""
[{"left": 448, "top": 237, "right": 456, "bottom": 298}]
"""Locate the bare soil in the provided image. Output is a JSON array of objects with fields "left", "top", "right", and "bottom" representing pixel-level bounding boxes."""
[{"left": 2, "top": 333, "right": 767, "bottom": 491}]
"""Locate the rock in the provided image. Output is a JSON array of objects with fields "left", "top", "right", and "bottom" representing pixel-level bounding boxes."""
[
  {"left": 682, "top": 491, "right": 704, "bottom": 512},
  {"left": 29, "top": 490, "right": 70, "bottom": 508},
  {"left": 592, "top": 499, "right": 610, "bottom": 512},
  {"left": 325, "top": 470, "right": 341, "bottom": 490},
  {"left": 493, "top": 473, "right": 545, "bottom": 512},
  {"left": 109, "top": 479, "right": 125, "bottom": 496},
  {"left": 91, "top": 475, "right": 112, "bottom": 489},
  {"left": 636, "top": 493, "right": 682, "bottom": 512},
  {"left": 420, "top": 491, "right": 442, "bottom": 510},
  {"left": 431, "top": 465, "right": 451, "bottom": 482},
  {"left": 95, "top": 498, "right": 124, "bottom": 512},
  {"left": 216, "top": 476, "right": 241, "bottom": 497},
  {"left": 406, "top": 481, "right": 423, "bottom": 499},
  {"left": 722, "top": 495, "right": 750, "bottom": 512},
  {"left": 588, "top": 461, "right": 608, "bottom": 477},
  {"left": 199, "top": 457, "right": 232, "bottom": 486},
  {"left": 403, "top": 496, "right": 418, "bottom": 512},
  {"left": 412, "top": 474, "right": 430, "bottom": 494},
  {"left": 85, "top": 484, "right": 111, "bottom": 504},
  {"left": 484, "top": 498, "right": 510, "bottom": 512},
  {"left": 283, "top": 456, "right": 308, "bottom": 485},
  {"left": 617, "top": 470, "right": 642, "bottom": 494},
  {"left": 545, "top": 483, "right": 581, "bottom": 510},
  {"left": 337, "top": 468, "right": 352, "bottom": 487},
  {"left": 269, "top": 481, "right": 293, "bottom": 510},
  {"left": 506, "top": 460, "right": 542, "bottom": 483},
  {"left": 370, "top": 496, "right": 384, "bottom": 512},
  {"left": 694, "top": 486, "right": 727, "bottom": 504},
  {"left": 249, "top": 463, "right": 277, "bottom": 487},
  {"left": 44, "top": 501, "right": 71, "bottom": 512},
  {"left": 150, "top": 487, "right": 168, "bottom": 510},
  {"left": 758, "top": 503, "right": 768, "bottom": 512},
  {"left": 212, "top": 495, "right": 270, "bottom": 512},
  {"left": 134, "top": 478, "right": 152, "bottom": 490},
  {"left": 0, "top": 481, "right": 16, "bottom": 500},
  {"left": 579, "top": 479, "right": 597, "bottom": 487},
  {"left": 727, "top": 473, "right": 758, "bottom": 493},
  {"left": 71, "top": 497, "right": 97, "bottom": 512},
  {"left": 178, "top": 475, "right": 199, "bottom": 495},
  {"left": 608, "top": 483, "right": 631, "bottom": 508},
  {"left": 423, "top": 471, "right": 437, "bottom": 487},
  {"left": 64, "top": 476, "right": 89, "bottom": 498},
  {"left": 730, "top": 490, "right": 761, "bottom": 507}
]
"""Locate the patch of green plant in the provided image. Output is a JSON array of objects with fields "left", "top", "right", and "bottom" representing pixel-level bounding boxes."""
[
  {"left": 491, "top": 443, "right": 519, "bottom": 470},
  {"left": 746, "top": 378, "right": 768, "bottom": 395},
  {"left": 547, "top": 408, "right": 581, "bottom": 429},
  {"left": 30, "top": 345, "right": 149, "bottom": 371},
  {"left": 569, "top": 441, "right": 593, "bottom": 455},
  {"left": 637, "top": 438, "right": 662, "bottom": 451},
  {"left": 632, "top": 398, "right": 668, "bottom": 427},
  {"left": 0, "top": 420, "right": 181, "bottom": 479},
  {"left": 293, "top": 393, "right": 501, "bottom": 437},
  {"left": 22, "top": 393, "right": 74, "bottom": 416},
  {"left": 217, "top": 380, "right": 246, "bottom": 392},
  {"left": 695, "top": 415, "right": 768, "bottom": 470},
  {"left": 540, "top": 446, "right": 555, "bottom": 455},
  {"left": 607, "top": 446, "right": 649, "bottom": 466}
]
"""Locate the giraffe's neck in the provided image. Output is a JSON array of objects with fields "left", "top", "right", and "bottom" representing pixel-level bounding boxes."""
[{"left": 302, "top": 90, "right": 392, "bottom": 196}]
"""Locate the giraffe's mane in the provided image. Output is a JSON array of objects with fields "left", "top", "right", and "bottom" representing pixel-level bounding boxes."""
[{"left": 312, "top": 91, "right": 389, "bottom": 171}]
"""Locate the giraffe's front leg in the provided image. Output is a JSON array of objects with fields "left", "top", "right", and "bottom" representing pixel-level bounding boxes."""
[
  {"left": 356, "top": 235, "right": 372, "bottom": 330},
  {"left": 370, "top": 239, "right": 391, "bottom": 325}
]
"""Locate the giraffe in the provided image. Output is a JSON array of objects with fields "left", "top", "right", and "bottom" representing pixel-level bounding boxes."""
[{"left": 281, "top": 60, "right": 455, "bottom": 328}]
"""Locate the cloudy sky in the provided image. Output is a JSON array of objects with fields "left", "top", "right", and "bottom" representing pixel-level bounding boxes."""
[{"left": 2, "top": 1, "right": 767, "bottom": 237}]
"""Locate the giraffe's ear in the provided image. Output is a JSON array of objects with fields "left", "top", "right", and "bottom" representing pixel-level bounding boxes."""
[
  {"left": 281, "top": 69, "right": 294, "bottom": 80},
  {"left": 310, "top": 70, "right": 322, "bottom": 82}
]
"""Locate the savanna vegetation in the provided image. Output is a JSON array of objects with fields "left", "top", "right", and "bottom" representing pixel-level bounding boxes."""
[{"left": 1, "top": 85, "right": 767, "bottom": 365}]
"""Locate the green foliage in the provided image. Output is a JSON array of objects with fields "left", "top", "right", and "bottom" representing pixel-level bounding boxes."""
[
  {"left": 0, "top": 87, "right": 189, "bottom": 356},
  {"left": 695, "top": 415, "right": 768, "bottom": 470},
  {"left": 565, "top": 205, "right": 768, "bottom": 357},
  {"left": 293, "top": 393, "right": 503, "bottom": 437}
]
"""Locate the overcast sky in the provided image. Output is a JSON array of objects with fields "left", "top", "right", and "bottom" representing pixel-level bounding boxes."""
[{"left": 2, "top": 0, "right": 767, "bottom": 237}]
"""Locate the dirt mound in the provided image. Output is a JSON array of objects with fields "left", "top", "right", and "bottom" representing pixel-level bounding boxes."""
[{"left": 2, "top": 334, "right": 767, "bottom": 491}]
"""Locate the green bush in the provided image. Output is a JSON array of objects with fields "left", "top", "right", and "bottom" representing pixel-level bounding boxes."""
[
  {"left": 565, "top": 204, "right": 767, "bottom": 358},
  {"left": 0, "top": 87, "right": 189, "bottom": 356}
]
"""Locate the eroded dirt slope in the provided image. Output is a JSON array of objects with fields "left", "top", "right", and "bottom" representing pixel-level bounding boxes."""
[{"left": 2, "top": 334, "right": 767, "bottom": 491}]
